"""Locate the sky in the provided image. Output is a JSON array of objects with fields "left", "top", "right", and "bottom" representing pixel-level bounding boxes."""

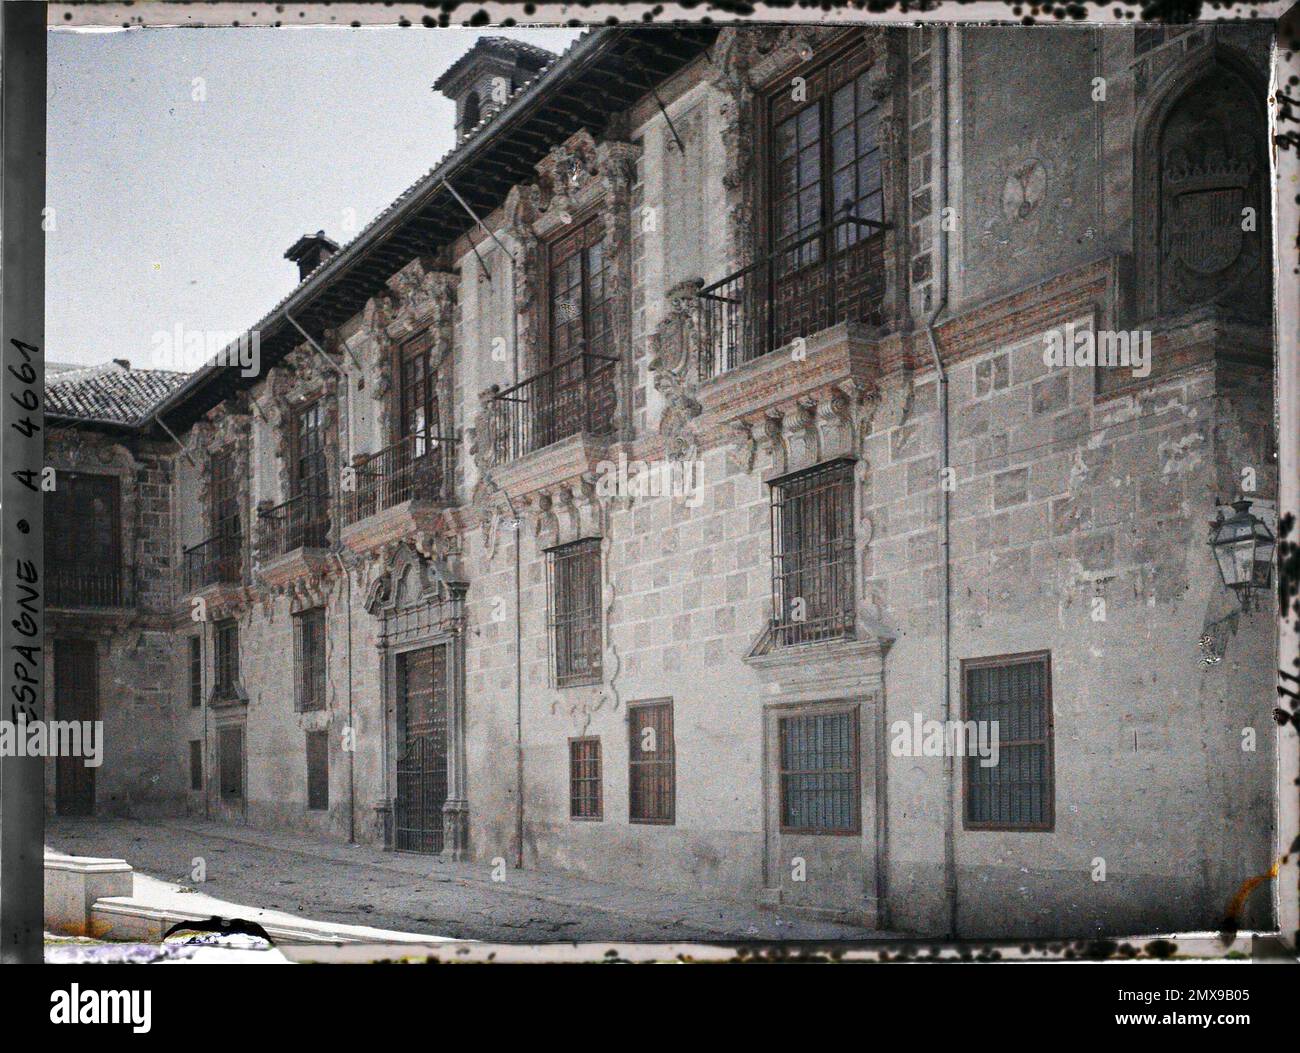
[{"left": 46, "top": 25, "right": 584, "bottom": 370}]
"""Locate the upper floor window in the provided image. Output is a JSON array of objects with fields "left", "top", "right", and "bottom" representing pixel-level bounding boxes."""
[
  {"left": 548, "top": 215, "right": 613, "bottom": 365},
  {"left": 47, "top": 471, "right": 123, "bottom": 608},
  {"left": 288, "top": 400, "right": 330, "bottom": 548},
  {"left": 547, "top": 538, "right": 603, "bottom": 688},
  {"left": 769, "top": 460, "right": 856, "bottom": 648},
  {"left": 962, "top": 652, "right": 1054, "bottom": 831},
  {"left": 213, "top": 619, "right": 240, "bottom": 700},
  {"left": 770, "top": 42, "right": 882, "bottom": 260},
  {"left": 398, "top": 331, "right": 440, "bottom": 444},
  {"left": 294, "top": 607, "right": 326, "bottom": 712},
  {"left": 210, "top": 447, "right": 240, "bottom": 539},
  {"left": 189, "top": 636, "right": 202, "bottom": 708}
]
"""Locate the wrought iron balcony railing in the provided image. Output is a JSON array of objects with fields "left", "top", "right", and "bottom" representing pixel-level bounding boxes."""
[
  {"left": 481, "top": 349, "right": 618, "bottom": 468},
  {"left": 343, "top": 428, "right": 457, "bottom": 527},
  {"left": 183, "top": 532, "right": 243, "bottom": 593},
  {"left": 48, "top": 562, "right": 125, "bottom": 609},
  {"left": 698, "top": 214, "right": 887, "bottom": 380},
  {"left": 258, "top": 492, "right": 331, "bottom": 560}
]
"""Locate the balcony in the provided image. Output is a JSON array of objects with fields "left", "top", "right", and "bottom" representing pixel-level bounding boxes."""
[
  {"left": 481, "top": 350, "right": 617, "bottom": 469},
  {"left": 47, "top": 562, "right": 124, "bottom": 609},
  {"left": 343, "top": 429, "right": 456, "bottom": 527},
  {"left": 256, "top": 493, "right": 333, "bottom": 589},
  {"left": 698, "top": 215, "right": 887, "bottom": 380},
  {"left": 183, "top": 533, "right": 242, "bottom": 593}
]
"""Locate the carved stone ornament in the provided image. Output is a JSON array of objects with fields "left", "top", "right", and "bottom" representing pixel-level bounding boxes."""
[{"left": 648, "top": 278, "right": 705, "bottom": 462}]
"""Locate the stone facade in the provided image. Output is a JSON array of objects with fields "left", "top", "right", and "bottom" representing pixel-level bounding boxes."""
[{"left": 48, "top": 25, "right": 1279, "bottom": 937}]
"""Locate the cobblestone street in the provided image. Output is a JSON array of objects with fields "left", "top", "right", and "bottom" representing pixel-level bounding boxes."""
[{"left": 46, "top": 817, "right": 884, "bottom": 944}]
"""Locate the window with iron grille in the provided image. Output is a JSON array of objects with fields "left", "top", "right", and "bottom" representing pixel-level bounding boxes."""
[
  {"left": 219, "top": 726, "right": 243, "bottom": 800},
  {"left": 294, "top": 608, "right": 326, "bottom": 712},
  {"left": 306, "top": 730, "right": 329, "bottom": 811},
  {"left": 769, "top": 460, "right": 856, "bottom": 647},
  {"left": 568, "top": 737, "right": 602, "bottom": 820},
  {"left": 189, "top": 740, "right": 203, "bottom": 792},
  {"left": 962, "top": 652, "right": 1054, "bottom": 831},
  {"left": 213, "top": 620, "right": 240, "bottom": 699},
  {"left": 548, "top": 215, "right": 613, "bottom": 365},
  {"left": 778, "top": 706, "right": 860, "bottom": 834},
  {"left": 628, "top": 699, "right": 674, "bottom": 824},
  {"left": 547, "top": 538, "right": 603, "bottom": 687},
  {"left": 189, "top": 636, "right": 202, "bottom": 708}
]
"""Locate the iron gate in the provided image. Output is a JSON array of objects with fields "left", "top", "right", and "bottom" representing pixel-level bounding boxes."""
[{"left": 394, "top": 644, "right": 449, "bottom": 853}]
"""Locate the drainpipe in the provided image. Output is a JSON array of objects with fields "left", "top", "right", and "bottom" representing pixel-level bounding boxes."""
[
  {"left": 286, "top": 306, "right": 358, "bottom": 843},
  {"left": 921, "top": 26, "right": 957, "bottom": 940}
]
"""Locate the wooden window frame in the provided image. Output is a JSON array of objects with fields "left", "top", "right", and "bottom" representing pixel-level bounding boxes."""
[
  {"left": 546, "top": 537, "right": 604, "bottom": 688},
  {"left": 306, "top": 729, "right": 329, "bottom": 812},
  {"left": 294, "top": 607, "right": 327, "bottom": 713},
  {"left": 544, "top": 211, "right": 612, "bottom": 368},
  {"left": 568, "top": 736, "right": 603, "bottom": 821},
  {"left": 292, "top": 399, "right": 329, "bottom": 503},
  {"left": 628, "top": 698, "right": 675, "bottom": 826},
  {"left": 776, "top": 702, "right": 862, "bottom": 836},
  {"left": 189, "top": 636, "right": 203, "bottom": 708},
  {"left": 960, "top": 650, "right": 1055, "bottom": 832},
  {"left": 763, "top": 37, "right": 884, "bottom": 256},
  {"left": 189, "top": 739, "right": 203, "bottom": 792},
  {"left": 213, "top": 619, "right": 240, "bottom": 700},
  {"left": 396, "top": 329, "right": 440, "bottom": 445},
  {"left": 218, "top": 726, "right": 243, "bottom": 801}
]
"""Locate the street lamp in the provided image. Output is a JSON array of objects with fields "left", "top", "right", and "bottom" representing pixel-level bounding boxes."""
[{"left": 1208, "top": 498, "right": 1275, "bottom": 612}]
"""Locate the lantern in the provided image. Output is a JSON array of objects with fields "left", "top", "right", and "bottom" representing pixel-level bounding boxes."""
[{"left": 1208, "top": 498, "right": 1275, "bottom": 611}]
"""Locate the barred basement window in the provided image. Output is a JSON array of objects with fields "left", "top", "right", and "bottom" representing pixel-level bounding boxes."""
[
  {"left": 219, "top": 726, "right": 243, "bottom": 800},
  {"left": 189, "top": 636, "right": 202, "bottom": 708},
  {"left": 769, "top": 460, "right": 856, "bottom": 647},
  {"left": 962, "top": 652, "right": 1054, "bottom": 831},
  {"left": 628, "top": 699, "right": 674, "bottom": 824},
  {"left": 189, "top": 740, "right": 203, "bottom": 792},
  {"left": 547, "top": 538, "right": 603, "bottom": 687},
  {"left": 778, "top": 707, "right": 860, "bottom": 834},
  {"left": 568, "top": 737, "right": 602, "bottom": 820},
  {"left": 294, "top": 608, "right": 326, "bottom": 712},
  {"left": 213, "top": 620, "right": 240, "bottom": 699},
  {"left": 306, "top": 730, "right": 329, "bottom": 811}
]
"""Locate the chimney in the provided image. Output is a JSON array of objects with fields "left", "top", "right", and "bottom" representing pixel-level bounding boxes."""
[
  {"left": 433, "top": 37, "right": 556, "bottom": 143},
  {"left": 284, "top": 230, "right": 340, "bottom": 282}
]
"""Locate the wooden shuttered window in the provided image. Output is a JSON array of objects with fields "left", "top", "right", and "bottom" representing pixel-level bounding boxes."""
[
  {"left": 628, "top": 700, "right": 675, "bottom": 825},
  {"left": 294, "top": 607, "right": 326, "bottom": 712},
  {"left": 189, "top": 636, "right": 202, "bottom": 708},
  {"left": 962, "top": 653, "right": 1054, "bottom": 831},
  {"left": 213, "top": 620, "right": 239, "bottom": 699},
  {"left": 219, "top": 726, "right": 243, "bottom": 800},
  {"left": 778, "top": 707, "right": 860, "bottom": 834},
  {"left": 306, "top": 730, "right": 329, "bottom": 811},
  {"left": 568, "top": 737, "right": 602, "bottom": 820}
]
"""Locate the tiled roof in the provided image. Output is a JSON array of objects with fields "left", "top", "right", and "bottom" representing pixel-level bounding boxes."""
[{"left": 46, "top": 362, "right": 190, "bottom": 425}]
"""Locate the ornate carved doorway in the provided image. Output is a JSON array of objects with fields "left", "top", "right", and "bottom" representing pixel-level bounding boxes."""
[
  {"left": 367, "top": 543, "right": 469, "bottom": 859},
  {"left": 394, "top": 643, "right": 450, "bottom": 854}
]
